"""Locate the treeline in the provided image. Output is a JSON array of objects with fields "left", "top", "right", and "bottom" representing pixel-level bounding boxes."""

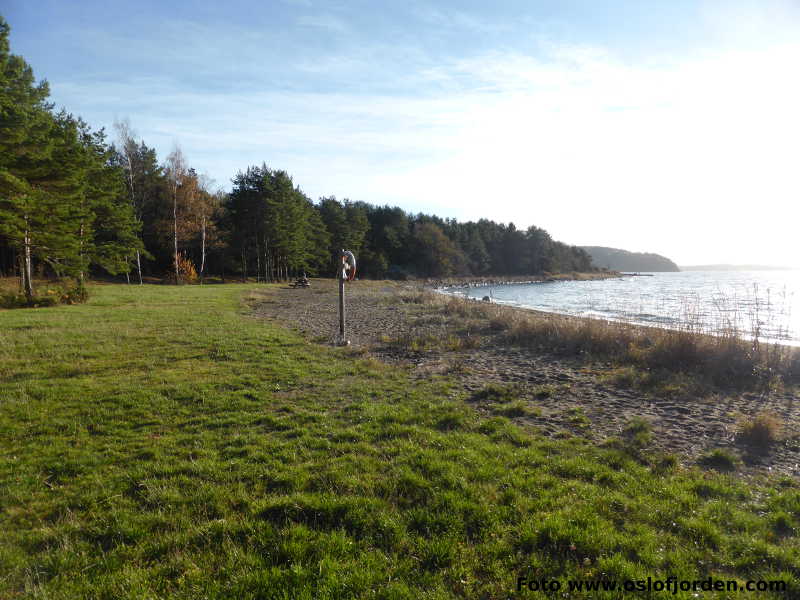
[
  {"left": 0, "top": 15, "right": 594, "bottom": 300},
  {"left": 225, "top": 167, "right": 594, "bottom": 281}
]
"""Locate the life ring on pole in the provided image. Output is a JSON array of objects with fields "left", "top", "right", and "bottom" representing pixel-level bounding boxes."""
[{"left": 341, "top": 250, "right": 357, "bottom": 281}]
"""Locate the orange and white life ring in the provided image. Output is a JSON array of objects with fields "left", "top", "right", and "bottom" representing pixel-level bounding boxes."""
[{"left": 341, "top": 250, "right": 356, "bottom": 281}]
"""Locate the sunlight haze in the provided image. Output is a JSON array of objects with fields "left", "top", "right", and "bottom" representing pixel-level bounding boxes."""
[{"left": 6, "top": 0, "right": 799, "bottom": 267}]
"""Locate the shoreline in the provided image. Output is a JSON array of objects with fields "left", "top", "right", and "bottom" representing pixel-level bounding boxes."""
[
  {"left": 440, "top": 291, "right": 800, "bottom": 349},
  {"left": 252, "top": 279, "right": 800, "bottom": 478},
  {"left": 433, "top": 273, "right": 800, "bottom": 349},
  {"left": 423, "top": 270, "right": 621, "bottom": 291}
]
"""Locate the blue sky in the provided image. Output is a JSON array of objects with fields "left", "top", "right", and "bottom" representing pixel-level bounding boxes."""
[{"left": 5, "top": 0, "right": 800, "bottom": 265}]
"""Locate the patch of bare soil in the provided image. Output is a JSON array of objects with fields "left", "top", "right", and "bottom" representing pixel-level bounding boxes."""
[{"left": 252, "top": 278, "right": 800, "bottom": 478}]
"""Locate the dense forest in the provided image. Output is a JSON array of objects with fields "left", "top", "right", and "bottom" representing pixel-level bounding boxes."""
[{"left": 0, "top": 16, "right": 594, "bottom": 301}]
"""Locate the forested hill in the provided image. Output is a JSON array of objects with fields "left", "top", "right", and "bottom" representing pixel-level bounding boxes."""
[
  {"left": 580, "top": 246, "right": 680, "bottom": 272},
  {"left": 0, "top": 15, "right": 594, "bottom": 293}
]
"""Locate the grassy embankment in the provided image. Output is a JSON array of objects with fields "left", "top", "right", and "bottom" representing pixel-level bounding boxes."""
[{"left": 1, "top": 284, "right": 799, "bottom": 599}]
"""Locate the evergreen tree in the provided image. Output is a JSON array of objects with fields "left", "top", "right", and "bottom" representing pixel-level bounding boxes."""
[
  {"left": 0, "top": 19, "right": 141, "bottom": 299},
  {"left": 410, "top": 222, "right": 467, "bottom": 277},
  {"left": 318, "top": 197, "right": 369, "bottom": 271},
  {"left": 78, "top": 121, "right": 143, "bottom": 279},
  {"left": 0, "top": 16, "right": 57, "bottom": 299}
]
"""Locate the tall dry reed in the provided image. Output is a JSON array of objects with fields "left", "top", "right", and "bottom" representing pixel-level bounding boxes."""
[{"left": 433, "top": 290, "right": 799, "bottom": 391}]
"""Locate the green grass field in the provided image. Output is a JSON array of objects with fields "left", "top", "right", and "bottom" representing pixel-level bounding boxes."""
[{"left": 1, "top": 284, "right": 798, "bottom": 599}]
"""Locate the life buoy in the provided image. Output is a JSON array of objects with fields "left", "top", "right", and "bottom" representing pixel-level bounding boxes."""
[{"left": 341, "top": 250, "right": 357, "bottom": 281}]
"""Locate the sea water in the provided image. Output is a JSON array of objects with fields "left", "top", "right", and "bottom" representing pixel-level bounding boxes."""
[{"left": 451, "top": 271, "right": 800, "bottom": 346}]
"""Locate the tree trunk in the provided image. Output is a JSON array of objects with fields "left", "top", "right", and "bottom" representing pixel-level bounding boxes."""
[
  {"left": 78, "top": 222, "right": 85, "bottom": 285},
  {"left": 256, "top": 240, "right": 261, "bottom": 283},
  {"left": 262, "top": 237, "right": 267, "bottom": 283},
  {"left": 117, "top": 127, "right": 142, "bottom": 288},
  {"left": 241, "top": 248, "right": 246, "bottom": 283},
  {"left": 22, "top": 219, "right": 34, "bottom": 302},
  {"left": 127, "top": 155, "right": 142, "bottom": 286},
  {"left": 199, "top": 216, "right": 206, "bottom": 284},
  {"left": 173, "top": 189, "right": 179, "bottom": 284}
]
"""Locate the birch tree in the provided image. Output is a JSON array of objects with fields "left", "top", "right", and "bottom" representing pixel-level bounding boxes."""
[
  {"left": 113, "top": 118, "right": 145, "bottom": 284},
  {"left": 164, "top": 146, "right": 187, "bottom": 284},
  {"left": 194, "top": 174, "right": 220, "bottom": 283}
]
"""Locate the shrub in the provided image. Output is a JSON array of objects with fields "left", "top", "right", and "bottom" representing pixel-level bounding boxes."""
[
  {"left": 0, "top": 281, "right": 89, "bottom": 308},
  {"left": 736, "top": 413, "right": 782, "bottom": 448},
  {"left": 62, "top": 281, "right": 89, "bottom": 304},
  {"left": 172, "top": 253, "right": 198, "bottom": 284}
]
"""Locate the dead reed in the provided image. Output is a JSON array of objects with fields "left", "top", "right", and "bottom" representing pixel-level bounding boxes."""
[{"left": 427, "top": 289, "right": 800, "bottom": 391}]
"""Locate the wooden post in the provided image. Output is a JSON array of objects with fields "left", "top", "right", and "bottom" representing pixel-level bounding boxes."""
[{"left": 338, "top": 262, "right": 346, "bottom": 344}]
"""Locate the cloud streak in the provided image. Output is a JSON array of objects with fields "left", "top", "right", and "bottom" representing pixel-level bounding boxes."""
[{"left": 32, "top": 1, "right": 800, "bottom": 265}]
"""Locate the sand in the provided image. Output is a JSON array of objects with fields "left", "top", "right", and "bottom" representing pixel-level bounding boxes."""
[{"left": 252, "top": 278, "right": 800, "bottom": 478}]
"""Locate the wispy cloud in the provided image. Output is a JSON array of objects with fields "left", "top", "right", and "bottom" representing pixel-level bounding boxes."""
[
  {"left": 296, "top": 13, "right": 349, "bottom": 34},
  {"left": 35, "top": 0, "right": 800, "bottom": 265}
]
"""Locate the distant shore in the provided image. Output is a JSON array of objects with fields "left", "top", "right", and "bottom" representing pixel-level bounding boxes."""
[{"left": 423, "top": 270, "right": 621, "bottom": 290}]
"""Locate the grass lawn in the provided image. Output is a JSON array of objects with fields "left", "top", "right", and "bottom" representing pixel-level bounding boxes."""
[{"left": 1, "top": 284, "right": 798, "bottom": 599}]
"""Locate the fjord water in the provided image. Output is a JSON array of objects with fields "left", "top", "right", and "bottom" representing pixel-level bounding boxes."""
[{"left": 457, "top": 271, "right": 800, "bottom": 346}]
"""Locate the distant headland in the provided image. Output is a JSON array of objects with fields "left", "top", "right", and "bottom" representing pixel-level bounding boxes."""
[{"left": 580, "top": 246, "right": 680, "bottom": 272}]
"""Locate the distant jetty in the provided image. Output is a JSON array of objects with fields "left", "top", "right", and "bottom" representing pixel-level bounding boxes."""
[{"left": 581, "top": 246, "right": 679, "bottom": 272}]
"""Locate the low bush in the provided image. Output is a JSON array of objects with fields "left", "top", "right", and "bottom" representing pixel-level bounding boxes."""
[
  {"left": 171, "top": 252, "right": 198, "bottom": 284},
  {"left": 0, "top": 281, "right": 89, "bottom": 308},
  {"left": 737, "top": 413, "right": 782, "bottom": 449}
]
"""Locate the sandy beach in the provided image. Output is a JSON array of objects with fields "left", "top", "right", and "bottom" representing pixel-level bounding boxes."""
[{"left": 252, "top": 278, "right": 800, "bottom": 478}]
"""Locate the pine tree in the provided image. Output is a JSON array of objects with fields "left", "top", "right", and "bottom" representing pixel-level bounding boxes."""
[
  {"left": 0, "top": 20, "right": 142, "bottom": 299},
  {"left": 0, "top": 16, "right": 57, "bottom": 299}
]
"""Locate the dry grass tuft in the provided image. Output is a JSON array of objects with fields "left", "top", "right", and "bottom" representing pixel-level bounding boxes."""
[{"left": 736, "top": 413, "right": 782, "bottom": 448}]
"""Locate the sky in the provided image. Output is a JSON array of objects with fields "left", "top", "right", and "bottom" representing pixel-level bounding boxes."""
[{"left": 5, "top": 0, "right": 800, "bottom": 267}]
